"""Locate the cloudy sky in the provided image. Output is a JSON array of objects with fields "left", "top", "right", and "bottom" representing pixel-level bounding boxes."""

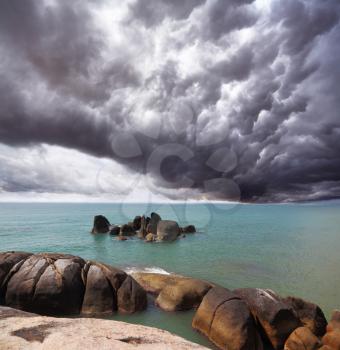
[{"left": 0, "top": 0, "right": 339, "bottom": 203}]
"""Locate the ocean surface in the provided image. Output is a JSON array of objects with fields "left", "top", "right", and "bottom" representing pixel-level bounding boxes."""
[{"left": 1, "top": 201, "right": 340, "bottom": 348}]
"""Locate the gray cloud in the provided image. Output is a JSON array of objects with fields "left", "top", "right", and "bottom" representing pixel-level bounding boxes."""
[{"left": 0, "top": 0, "right": 340, "bottom": 202}]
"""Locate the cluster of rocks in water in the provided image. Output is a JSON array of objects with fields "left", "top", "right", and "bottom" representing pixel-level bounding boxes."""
[
  {"left": 91, "top": 212, "right": 196, "bottom": 242},
  {"left": 1, "top": 251, "right": 339, "bottom": 350}
]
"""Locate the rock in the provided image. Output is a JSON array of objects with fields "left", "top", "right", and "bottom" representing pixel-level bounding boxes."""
[
  {"left": 120, "top": 224, "right": 135, "bottom": 236},
  {"left": 192, "top": 286, "right": 263, "bottom": 350},
  {"left": 117, "top": 236, "right": 128, "bottom": 241},
  {"left": 234, "top": 288, "right": 301, "bottom": 350},
  {"left": 91, "top": 215, "right": 110, "bottom": 234},
  {"left": 109, "top": 225, "right": 120, "bottom": 235},
  {"left": 0, "top": 252, "right": 33, "bottom": 302},
  {"left": 284, "top": 296, "right": 327, "bottom": 337},
  {"left": 131, "top": 273, "right": 185, "bottom": 294},
  {"left": 182, "top": 225, "right": 196, "bottom": 233},
  {"left": 81, "top": 264, "right": 116, "bottom": 315},
  {"left": 155, "top": 278, "right": 212, "bottom": 311},
  {"left": 322, "top": 310, "right": 340, "bottom": 349},
  {"left": 138, "top": 216, "right": 151, "bottom": 238},
  {"left": 157, "top": 220, "right": 180, "bottom": 241},
  {"left": 5, "top": 254, "right": 86, "bottom": 315},
  {"left": 117, "top": 276, "right": 147, "bottom": 313},
  {"left": 147, "top": 212, "right": 161, "bottom": 235},
  {"left": 0, "top": 306, "right": 208, "bottom": 350},
  {"left": 133, "top": 216, "right": 142, "bottom": 230},
  {"left": 284, "top": 327, "right": 321, "bottom": 350},
  {"left": 145, "top": 233, "right": 156, "bottom": 242}
]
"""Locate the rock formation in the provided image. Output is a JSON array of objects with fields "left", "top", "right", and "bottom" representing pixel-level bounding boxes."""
[{"left": 91, "top": 215, "right": 110, "bottom": 234}]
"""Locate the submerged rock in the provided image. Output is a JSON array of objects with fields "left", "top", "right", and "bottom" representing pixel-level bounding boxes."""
[
  {"left": 234, "top": 288, "right": 301, "bottom": 350},
  {"left": 109, "top": 225, "right": 120, "bottom": 235},
  {"left": 193, "top": 286, "right": 263, "bottom": 350},
  {"left": 91, "top": 215, "right": 110, "bottom": 234},
  {"left": 157, "top": 220, "right": 180, "bottom": 241},
  {"left": 182, "top": 225, "right": 196, "bottom": 233}
]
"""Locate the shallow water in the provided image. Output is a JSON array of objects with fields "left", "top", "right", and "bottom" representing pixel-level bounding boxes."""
[{"left": 1, "top": 202, "right": 340, "bottom": 348}]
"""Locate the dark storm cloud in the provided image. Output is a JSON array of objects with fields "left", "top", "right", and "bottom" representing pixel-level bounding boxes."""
[{"left": 0, "top": 0, "right": 340, "bottom": 202}]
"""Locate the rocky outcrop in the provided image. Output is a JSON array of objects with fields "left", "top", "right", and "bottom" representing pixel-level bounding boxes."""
[
  {"left": 91, "top": 215, "right": 110, "bottom": 233},
  {"left": 147, "top": 212, "right": 161, "bottom": 235},
  {"left": 192, "top": 286, "right": 263, "bottom": 350},
  {"left": 322, "top": 310, "right": 340, "bottom": 349},
  {"left": 234, "top": 288, "right": 301, "bottom": 349},
  {"left": 157, "top": 220, "right": 180, "bottom": 241},
  {"left": 0, "top": 306, "right": 208, "bottom": 350},
  {"left": 284, "top": 327, "right": 321, "bottom": 350},
  {"left": 284, "top": 296, "right": 327, "bottom": 337},
  {"left": 120, "top": 224, "right": 136, "bottom": 236},
  {"left": 0, "top": 252, "right": 146, "bottom": 316}
]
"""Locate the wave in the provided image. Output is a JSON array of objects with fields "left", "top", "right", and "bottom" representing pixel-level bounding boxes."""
[{"left": 124, "top": 266, "right": 171, "bottom": 275}]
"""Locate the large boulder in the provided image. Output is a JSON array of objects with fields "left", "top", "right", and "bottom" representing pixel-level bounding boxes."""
[
  {"left": 138, "top": 216, "right": 150, "bottom": 239},
  {"left": 91, "top": 215, "right": 110, "bottom": 234},
  {"left": 284, "top": 296, "right": 327, "bottom": 337},
  {"left": 193, "top": 286, "right": 263, "bottom": 350},
  {"left": 1, "top": 252, "right": 145, "bottom": 317},
  {"left": 234, "top": 288, "right": 301, "bottom": 350},
  {"left": 133, "top": 216, "right": 142, "bottom": 230},
  {"left": 147, "top": 212, "right": 161, "bottom": 235},
  {"left": 155, "top": 278, "right": 212, "bottom": 311},
  {"left": 157, "top": 220, "right": 180, "bottom": 241},
  {"left": 322, "top": 310, "right": 340, "bottom": 349},
  {"left": 284, "top": 327, "right": 321, "bottom": 350},
  {"left": 5, "top": 253, "right": 86, "bottom": 315},
  {"left": 117, "top": 276, "right": 147, "bottom": 313},
  {"left": 120, "top": 224, "right": 135, "bottom": 236}
]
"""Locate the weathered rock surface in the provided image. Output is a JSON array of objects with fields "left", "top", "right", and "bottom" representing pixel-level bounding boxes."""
[
  {"left": 145, "top": 233, "right": 156, "bottom": 242},
  {"left": 284, "top": 296, "right": 327, "bottom": 337},
  {"left": 156, "top": 278, "right": 212, "bottom": 311},
  {"left": 284, "top": 327, "right": 321, "bottom": 350},
  {"left": 0, "top": 306, "right": 208, "bottom": 350},
  {"left": 193, "top": 286, "right": 263, "bottom": 350},
  {"left": 91, "top": 215, "right": 110, "bottom": 233},
  {"left": 322, "top": 310, "right": 340, "bottom": 350},
  {"left": 157, "top": 220, "right": 180, "bottom": 241},
  {"left": 234, "top": 288, "right": 301, "bottom": 350},
  {"left": 117, "top": 276, "right": 147, "bottom": 314},
  {"left": 1, "top": 252, "right": 146, "bottom": 316}
]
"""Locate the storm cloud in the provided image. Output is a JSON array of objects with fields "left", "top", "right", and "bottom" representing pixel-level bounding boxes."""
[{"left": 0, "top": 0, "right": 340, "bottom": 202}]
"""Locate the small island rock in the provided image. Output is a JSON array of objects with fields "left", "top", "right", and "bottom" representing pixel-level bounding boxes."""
[{"left": 91, "top": 215, "right": 111, "bottom": 234}]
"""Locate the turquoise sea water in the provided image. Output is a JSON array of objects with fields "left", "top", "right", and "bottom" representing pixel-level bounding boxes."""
[{"left": 1, "top": 202, "right": 340, "bottom": 348}]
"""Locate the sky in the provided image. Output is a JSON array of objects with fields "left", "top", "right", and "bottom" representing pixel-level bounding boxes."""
[{"left": 0, "top": 0, "right": 340, "bottom": 203}]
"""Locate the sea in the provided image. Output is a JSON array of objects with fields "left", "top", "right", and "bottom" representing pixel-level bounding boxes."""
[{"left": 1, "top": 201, "right": 339, "bottom": 348}]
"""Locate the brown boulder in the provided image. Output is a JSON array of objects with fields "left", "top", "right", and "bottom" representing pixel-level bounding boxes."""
[
  {"left": 5, "top": 254, "right": 85, "bottom": 315},
  {"left": 284, "top": 296, "right": 327, "bottom": 337},
  {"left": 155, "top": 278, "right": 212, "bottom": 311},
  {"left": 284, "top": 327, "right": 321, "bottom": 350},
  {"left": 234, "top": 288, "right": 301, "bottom": 350},
  {"left": 133, "top": 216, "right": 142, "bottom": 230},
  {"left": 322, "top": 310, "right": 340, "bottom": 350},
  {"left": 157, "top": 220, "right": 180, "bottom": 241},
  {"left": 117, "top": 276, "right": 147, "bottom": 313},
  {"left": 91, "top": 215, "right": 110, "bottom": 234},
  {"left": 193, "top": 286, "right": 263, "bottom": 350}
]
